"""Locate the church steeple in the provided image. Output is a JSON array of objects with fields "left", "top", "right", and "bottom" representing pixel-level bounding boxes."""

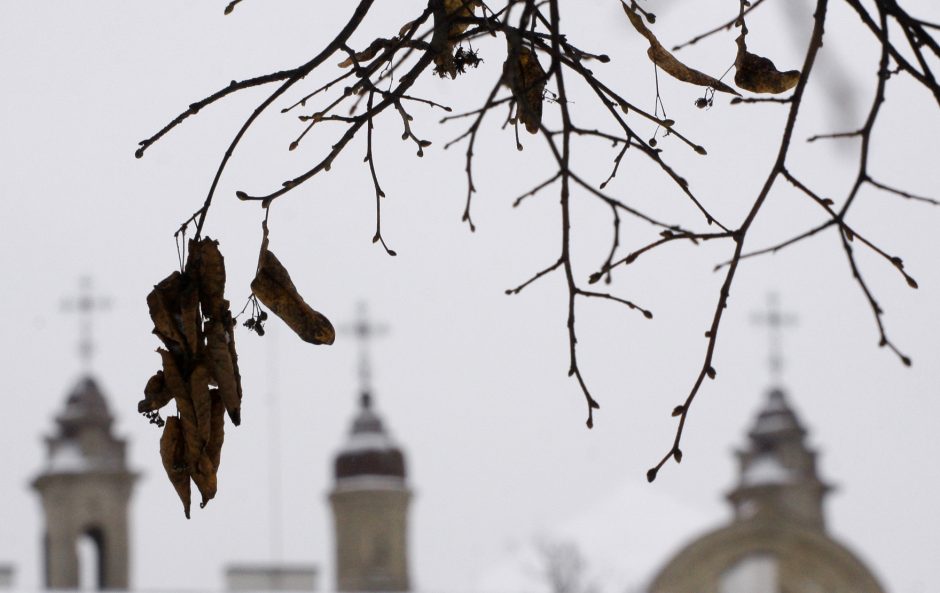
[
  {"left": 330, "top": 304, "right": 411, "bottom": 592},
  {"left": 33, "top": 377, "right": 138, "bottom": 589},
  {"left": 726, "top": 295, "right": 830, "bottom": 528},
  {"left": 648, "top": 295, "right": 885, "bottom": 593},
  {"left": 33, "top": 279, "right": 137, "bottom": 590},
  {"left": 726, "top": 387, "right": 831, "bottom": 528}
]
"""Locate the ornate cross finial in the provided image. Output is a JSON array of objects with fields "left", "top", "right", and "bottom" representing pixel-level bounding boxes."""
[
  {"left": 751, "top": 293, "right": 797, "bottom": 381},
  {"left": 62, "top": 277, "right": 111, "bottom": 370},
  {"left": 341, "top": 302, "right": 388, "bottom": 397}
]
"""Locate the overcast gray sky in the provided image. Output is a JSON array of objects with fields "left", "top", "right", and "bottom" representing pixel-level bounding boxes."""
[{"left": 1, "top": 2, "right": 938, "bottom": 592}]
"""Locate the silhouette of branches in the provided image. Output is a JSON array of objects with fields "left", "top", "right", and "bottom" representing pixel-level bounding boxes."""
[{"left": 138, "top": 0, "right": 939, "bottom": 482}]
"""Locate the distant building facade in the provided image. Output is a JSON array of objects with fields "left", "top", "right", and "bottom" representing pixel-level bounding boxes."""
[
  {"left": 224, "top": 565, "right": 318, "bottom": 591},
  {"left": 32, "top": 376, "right": 138, "bottom": 590},
  {"left": 647, "top": 387, "right": 886, "bottom": 593}
]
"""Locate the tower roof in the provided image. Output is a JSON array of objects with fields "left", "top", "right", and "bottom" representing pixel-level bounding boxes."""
[
  {"left": 747, "top": 387, "right": 804, "bottom": 442},
  {"left": 35, "top": 374, "right": 131, "bottom": 478},
  {"left": 334, "top": 392, "right": 406, "bottom": 481},
  {"left": 57, "top": 375, "right": 113, "bottom": 429}
]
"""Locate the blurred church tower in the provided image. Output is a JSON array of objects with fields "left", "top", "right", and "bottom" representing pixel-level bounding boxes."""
[
  {"left": 329, "top": 305, "right": 412, "bottom": 592},
  {"left": 647, "top": 296, "right": 885, "bottom": 593},
  {"left": 32, "top": 279, "right": 137, "bottom": 590}
]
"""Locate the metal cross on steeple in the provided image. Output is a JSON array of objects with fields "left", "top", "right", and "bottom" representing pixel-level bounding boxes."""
[
  {"left": 341, "top": 302, "right": 388, "bottom": 397},
  {"left": 62, "top": 277, "right": 111, "bottom": 370},
  {"left": 751, "top": 293, "right": 797, "bottom": 382}
]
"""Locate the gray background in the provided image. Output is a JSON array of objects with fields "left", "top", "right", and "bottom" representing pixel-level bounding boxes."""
[{"left": 1, "top": 2, "right": 937, "bottom": 592}]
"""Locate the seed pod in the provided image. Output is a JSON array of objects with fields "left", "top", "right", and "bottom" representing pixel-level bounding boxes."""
[
  {"left": 189, "top": 360, "right": 212, "bottom": 448},
  {"left": 251, "top": 249, "right": 335, "bottom": 345},
  {"left": 734, "top": 32, "right": 800, "bottom": 94},
  {"left": 205, "top": 319, "right": 241, "bottom": 426},
  {"left": 138, "top": 370, "right": 173, "bottom": 414},
  {"left": 158, "top": 348, "right": 188, "bottom": 401},
  {"left": 623, "top": 5, "right": 740, "bottom": 96},
  {"left": 189, "top": 238, "right": 228, "bottom": 321},
  {"left": 175, "top": 389, "right": 202, "bottom": 474},
  {"left": 206, "top": 388, "right": 225, "bottom": 472},
  {"left": 191, "top": 451, "right": 217, "bottom": 508},
  {"left": 179, "top": 277, "right": 203, "bottom": 356},
  {"left": 147, "top": 272, "right": 186, "bottom": 353},
  {"left": 503, "top": 41, "right": 546, "bottom": 134},
  {"left": 160, "top": 416, "right": 192, "bottom": 519}
]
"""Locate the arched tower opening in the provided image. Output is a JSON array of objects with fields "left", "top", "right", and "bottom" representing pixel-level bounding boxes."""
[
  {"left": 76, "top": 526, "right": 106, "bottom": 590},
  {"left": 33, "top": 376, "right": 137, "bottom": 590}
]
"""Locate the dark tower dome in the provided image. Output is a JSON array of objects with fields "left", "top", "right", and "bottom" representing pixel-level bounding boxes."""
[
  {"left": 334, "top": 392, "right": 406, "bottom": 481},
  {"left": 56, "top": 376, "right": 113, "bottom": 432}
]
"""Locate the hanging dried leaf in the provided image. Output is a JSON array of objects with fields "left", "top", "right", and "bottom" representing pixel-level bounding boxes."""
[
  {"left": 179, "top": 278, "right": 202, "bottom": 356},
  {"left": 189, "top": 361, "right": 212, "bottom": 447},
  {"left": 207, "top": 388, "right": 225, "bottom": 472},
  {"left": 191, "top": 452, "right": 218, "bottom": 508},
  {"left": 190, "top": 238, "right": 228, "bottom": 321},
  {"left": 338, "top": 39, "right": 385, "bottom": 69},
  {"left": 251, "top": 249, "right": 335, "bottom": 345},
  {"left": 502, "top": 41, "right": 546, "bottom": 134},
  {"left": 434, "top": 0, "right": 482, "bottom": 78},
  {"left": 734, "top": 32, "right": 800, "bottom": 94},
  {"left": 147, "top": 272, "right": 186, "bottom": 353},
  {"left": 160, "top": 416, "right": 191, "bottom": 519},
  {"left": 623, "top": 5, "right": 740, "bottom": 96},
  {"left": 206, "top": 319, "right": 242, "bottom": 426},
  {"left": 146, "top": 237, "right": 242, "bottom": 516},
  {"left": 138, "top": 370, "right": 173, "bottom": 413},
  {"left": 443, "top": 0, "right": 480, "bottom": 37},
  {"left": 221, "top": 310, "right": 244, "bottom": 404},
  {"left": 175, "top": 390, "right": 203, "bottom": 473},
  {"left": 158, "top": 348, "right": 188, "bottom": 400}
]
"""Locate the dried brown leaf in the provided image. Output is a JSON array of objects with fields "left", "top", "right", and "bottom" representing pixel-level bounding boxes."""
[
  {"left": 147, "top": 272, "right": 186, "bottom": 352},
  {"left": 734, "top": 33, "right": 800, "bottom": 94},
  {"left": 158, "top": 348, "right": 188, "bottom": 401},
  {"left": 222, "top": 310, "right": 243, "bottom": 409},
  {"left": 251, "top": 249, "right": 335, "bottom": 345},
  {"left": 623, "top": 5, "right": 740, "bottom": 96},
  {"left": 503, "top": 42, "right": 546, "bottom": 134},
  {"left": 190, "top": 361, "right": 212, "bottom": 448},
  {"left": 175, "top": 389, "right": 202, "bottom": 473},
  {"left": 160, "top": 416, "right": 191, "bottom": 519},
  {"left": 207, "top": 388, "right": 225, "bottom": 472},
  {"left": 206, "top": 319, "right": 241, "bottom": 426},
  {"left": 190, "top": 238, "right": 227, "bottom": 321},
  {"left": 190, "top": 452, "right": 217, "bottom": 508},
  {"left": 339, "top": 40, "right": 384, "bottom": 68},
  {"left": 435, "top": 0, "right": 482, "bottom": 78},
  {"left": 179, "top": 278, "right": 202, "bottom": 356},
  {"left": 138, "top": 370, "right": 173, "bottom": 413}
]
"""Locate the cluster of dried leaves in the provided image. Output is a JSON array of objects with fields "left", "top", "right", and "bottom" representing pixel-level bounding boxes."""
[
  {"left": 136, "top": 0, "right": 939, "bottom": 487},
  {"left": 140, "top": 235, "right": 334, "bottom": 517},
  {"left": 139, "top": 238, "right": 240, "bottom": 517},
  {"left": 624, "top": 3, "right": 802, "bottom": 99}
]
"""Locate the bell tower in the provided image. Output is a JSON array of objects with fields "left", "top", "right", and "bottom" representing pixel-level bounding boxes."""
[
  {"left": 32, "top": 278, "right": 137, "bottom": 590},
  {"left": 33, "top": 376, "right": 138, "bottom": 589},
  {"left": 329, "top": 305, "right": 411, "bottom": 592}
]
